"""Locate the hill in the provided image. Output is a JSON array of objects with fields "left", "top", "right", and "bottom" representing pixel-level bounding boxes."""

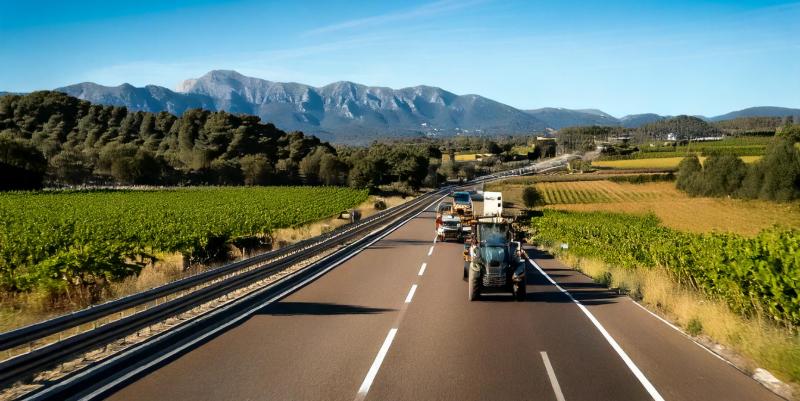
[
  {"left": 709, "top": 106, "right": 800, "bottom": 122},
  {"left": 636, "top": 115, "right": 721, "bottom": 140},
  {"left": 524, "top": 107, "right": 619, "bottom": 129},
  {"left": 619, "top": 113, "right": 666, "bottom": 128}
]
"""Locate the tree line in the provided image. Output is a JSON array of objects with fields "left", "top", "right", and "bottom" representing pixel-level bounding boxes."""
[
  {"left": 676, "top": 136, "right": 800, "bottom": 201},
  {"left": 0, "top": 91, "right": 443, "bottom": 191},
  {"left": 555, "top": 115, "right": 800, "bottom": 153}
]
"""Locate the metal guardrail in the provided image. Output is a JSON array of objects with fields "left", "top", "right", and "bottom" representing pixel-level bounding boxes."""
[{"left": 0, "top": 186, "right": 449, "bottom": 389}]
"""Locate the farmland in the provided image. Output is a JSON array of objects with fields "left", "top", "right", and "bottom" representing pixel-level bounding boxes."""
[
  {"left": 591, "top": 155, "right": 762, "bottom": 170},
  {"left": 488, "top": 178, "right": 800, "bottom": 235},
  {"left": 0, "top": 187, "right": 369, "bottom": 294},
  {"left": 592, "top": 136, "right": 773, "bottom": 169}
]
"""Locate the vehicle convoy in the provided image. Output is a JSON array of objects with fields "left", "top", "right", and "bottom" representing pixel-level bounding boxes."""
[
  {"left": 452, "top": 191, "right": 473, "bottom": 217},
  {"left": 463, "top": 216, "right": 526, "bottom": 301}
]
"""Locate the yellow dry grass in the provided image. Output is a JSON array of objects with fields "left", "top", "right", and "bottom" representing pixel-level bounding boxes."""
[
  {"left": 492, "top": 180, "right": 800, "bottom": 236},
  {"left": 592, "top": 155, "right": 762, "bottom": 170},
  {"left": 557, "top": 252, "right": 800, "bottom": 389},
  {"left": 443, "top": 153, "right": 493, "bottom": 162},
  {"left": 271, "top": 195, "right": 408, "bottom": 244}
]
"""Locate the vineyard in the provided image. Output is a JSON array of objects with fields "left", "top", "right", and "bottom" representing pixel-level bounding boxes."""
[
  {"left": 529, "top": 210, "right": 800, "bottom": 327},
  {"left": 0, "top": 187, "right": 368, "bottom": 294},
  {"left": 533, "top": 181, "right": 676, "bottom": 204}
]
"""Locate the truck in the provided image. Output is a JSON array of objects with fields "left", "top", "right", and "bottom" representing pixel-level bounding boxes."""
[
  {"left": 452, "top": 191, "right": 473, "bottom": 217},
  {"left": 463, "top": 216, "right": 526, "bottom": 301},
  {"left": 482, "top": 191, "right": 503, "bottom": 217}
]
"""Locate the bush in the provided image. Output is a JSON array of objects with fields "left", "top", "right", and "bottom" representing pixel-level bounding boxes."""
[
  {"left": 749, "top": 138, "right": 800, "bottom": 201},
  {"left": 676, "top": 155, "right": 702, "bottom": 193},
  {"left": 522, "top": 186, "right": 543, "bottom": 208},
  {"left": 373, "top": 199, "right": 387, "bottom": 210},
  {"left": 686, "top": 318, "right": 703, "bottom": 336},
  {"left": 700, "top": 154, "right": 746, "bottom": 196}
]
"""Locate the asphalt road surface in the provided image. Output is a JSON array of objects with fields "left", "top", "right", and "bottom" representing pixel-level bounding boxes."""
[{"left": 105, "top": 195, "right": 782, "bottom": 401}]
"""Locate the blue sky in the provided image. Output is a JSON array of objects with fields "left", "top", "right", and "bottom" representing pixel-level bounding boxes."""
[{"left": 1, "top": 0, "right": 798, "bottom": 117}]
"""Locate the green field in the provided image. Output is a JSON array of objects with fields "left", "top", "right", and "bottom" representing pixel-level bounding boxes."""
[{"left": 0, "top": 187, "right": 368, "bottom": 293}]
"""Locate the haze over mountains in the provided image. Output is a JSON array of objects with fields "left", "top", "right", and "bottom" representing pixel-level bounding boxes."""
[{"left": 51, "top": 70, "right": 800, "bottom": 142}]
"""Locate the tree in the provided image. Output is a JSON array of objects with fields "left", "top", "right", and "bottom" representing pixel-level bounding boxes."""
[
  {"left": 754, "top": 138, "right": 800, "bottom": 201},
  {"left": 0, "top": 137, "right": 47, "bottom": 190},
  {"left": 459, "top": 163, "right": 476, "bottom": 180},
  {"left": 528, "top": 145, "right": 542, "bottom": 161},
  {"left": 438, "top": 160, "right": 459, "bottom": 179},
  {"left": 777, "top": 124, "right": 800, "bottom": 143},
  {"left": 318, "top": 153, "right": 345, "bottom": 186},
  {"left": 240, "top": 154, "right": 273, "bottom": 185},
  {"left": 275, "top": 158, "right": 299, "bottom": 184},
  {"left": 485, "top": 141, "right": 502, "bottom": 155},
  {"left": 522, "top": 186, "right": 544, "bottom": 208},
  {"left": 130, "top": 150, "right": 163, "bottom": 185},
  {"left": 700, "top": 154, "right": 746, "bottom": 196},
  {"left": 348, "top": 158, "right": 376, "bottom": 189},
  {"left": 210, "top": 159, "right": 243, "bottom": 185},
  {"left": 48, "top": 150, "right": 92, "bottom": 185},
  {"left": 676, "top": 155, "right": 702, "bottom": 193}
]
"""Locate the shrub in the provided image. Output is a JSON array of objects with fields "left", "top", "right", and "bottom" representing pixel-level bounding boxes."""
[
  {"left": 686, "top": 318, "right": 703, "bottom": 336},
  {"left": 675, "top": 155, "right": 702, "bottom": 193},
  {"left": 700, "top": 154, "right": 746, "bottom": 196},
  {"left": 373, "top": 199, "right": 387, "bottom": 210},
  {"left": 522, "top": 186, "right": 544, "bottom": 208}
]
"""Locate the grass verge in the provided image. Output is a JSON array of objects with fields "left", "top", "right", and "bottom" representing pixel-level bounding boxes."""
[{"left": 551, "top": 250, "right": 800, "bottom": 395}]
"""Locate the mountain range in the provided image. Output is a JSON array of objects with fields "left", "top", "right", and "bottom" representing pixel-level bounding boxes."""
[{"left": 48, "top": 70, "right": 800, "bottom": 142}]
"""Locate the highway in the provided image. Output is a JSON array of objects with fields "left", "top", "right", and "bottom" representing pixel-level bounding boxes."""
[{"left": 101, "top": 192, "right": 782, "bottom": 401}]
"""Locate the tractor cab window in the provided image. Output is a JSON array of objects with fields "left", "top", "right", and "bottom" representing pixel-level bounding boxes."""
[
  {"left": 479, "top": 245, "right": 507, "bottom": 265},
  {"left": 478, "top": 224, "right": 509, "bottom": 245}
]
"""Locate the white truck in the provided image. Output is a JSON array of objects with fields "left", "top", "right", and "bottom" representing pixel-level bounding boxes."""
[{"left": 482, "top": 191, "right": 503, "bottom": 217}]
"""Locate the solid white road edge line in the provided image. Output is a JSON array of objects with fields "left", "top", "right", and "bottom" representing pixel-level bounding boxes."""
[
  {"left": 626, "top": 298, "right": 734, "bottom": 366},
  {"left": 528, "top": 258, "right": 666, "bottom": 401},
  {"left": 540, "top": 351, "right": 566, "bottom": 401},
  {"left": 60, "top": 195, "right": 446, "bottom": 401},
  {"left": 418, "top": 263, "right": 427, "bottom": 276},
  {"left": 404, "top": 285, "right": 418, "bottom": 304},
  {"left": 355, "top": 328, "right": 398, "bottom": 400}
]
